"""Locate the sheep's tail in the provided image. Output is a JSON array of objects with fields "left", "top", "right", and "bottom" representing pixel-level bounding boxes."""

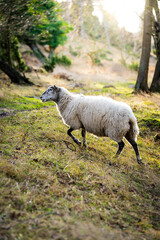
[{"left": 129, "top": 116, "right": 139, "bottom": 141}]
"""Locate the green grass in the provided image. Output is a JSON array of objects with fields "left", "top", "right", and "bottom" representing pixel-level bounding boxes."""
[
  {"left": 0, "top": 83, "right": 160, "bottom": 240},
  {"left": 0, "top": 95, "right": 54, "bottom": 112}
]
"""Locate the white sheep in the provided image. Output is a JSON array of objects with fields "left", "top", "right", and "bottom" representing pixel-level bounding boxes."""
[{"left": 40, "top": 85, "right": 142, "bottom": 164}]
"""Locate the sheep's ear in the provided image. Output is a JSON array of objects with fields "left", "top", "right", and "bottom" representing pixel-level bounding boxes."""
[
  {"left": 53, "top": 85, "right": 60, "bottom": 92},
  {"left": 53, "top": 85, "right": 58, "bottom": 91}
]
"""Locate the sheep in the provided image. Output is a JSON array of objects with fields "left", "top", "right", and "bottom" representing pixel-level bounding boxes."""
[{"left": 40, "top": 85, "right": 142, "bottom": 164}]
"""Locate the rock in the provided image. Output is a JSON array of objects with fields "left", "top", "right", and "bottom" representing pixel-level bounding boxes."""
[{"left": 103, "top": 85, "right": 116, "bottom": 89}]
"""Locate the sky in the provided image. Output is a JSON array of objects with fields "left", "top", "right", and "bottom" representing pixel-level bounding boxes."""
[{"left": 95, "top": 0, "right": 145, "bottom": 33}]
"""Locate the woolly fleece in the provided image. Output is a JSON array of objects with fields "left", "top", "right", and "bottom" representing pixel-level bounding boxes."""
[{"left": 56, "top": 87, "right": 139, "bottom": 143}]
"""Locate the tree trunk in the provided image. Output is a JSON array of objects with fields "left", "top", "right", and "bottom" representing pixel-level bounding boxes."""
[
  {"left": 4, "top": 29, "right": 12, "bottom": 66},
  {"left": 99, "top": 1, "right": 111, "bottom": 49},
  {"left": 66, "top": 0, "right": 70, "bottom": 24},
  {"left": 150, "top": 57, "right": 160, "bottom": 92},
  {"left": 135, "top": 0, "right": 152, "bottom": 92},
  {"left": 151, "top": 0, "right": 160, "bottom": 22},
  {"left": 25, "top": 40, "right": 46, "bottom": 64},
  {"left": 150, "top": 0, "right": 160, "bottom": 92},
  {"left": 0, "top": 58, "right": 33, "bottom": 85},
  {"left": 48, "top": 47, "right": 55, "bottom": 60},
  {"left": 79, "top": 0, "right": 85, "bottom": 38},
  {"left": 103, "top": 19, "right": 111, "bottom": 49}
]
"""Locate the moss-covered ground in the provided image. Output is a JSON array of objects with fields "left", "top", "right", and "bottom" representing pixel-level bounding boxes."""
[{"left": 0, "top": 76, "right": 160, "bottom": 240}]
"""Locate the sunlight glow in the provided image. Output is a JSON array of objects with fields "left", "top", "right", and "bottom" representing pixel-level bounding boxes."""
[
  {"left": 101, "top": 0, "right": 145, "bottom": 33},
  {"left": 58, "top": 0, "right": 146, "bottom": 33}
]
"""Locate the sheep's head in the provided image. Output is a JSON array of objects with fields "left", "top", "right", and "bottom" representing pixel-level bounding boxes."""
[{"left": 40, "top": 85, "right": 60, "bottom": 102}]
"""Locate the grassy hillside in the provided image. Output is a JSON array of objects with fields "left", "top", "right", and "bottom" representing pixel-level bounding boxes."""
[{"left": 0, "top": 73, "right": 160, "bottom": 240}]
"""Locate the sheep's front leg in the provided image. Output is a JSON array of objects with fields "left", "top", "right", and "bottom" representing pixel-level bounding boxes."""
[
  {"left": 116, "top": 140, "right": 125, "bottom": 156},
  {"left": 82, "top": 128, "right": 87, "bottom": 148},
  {"left": 67, "top": 127, "right": 81, "bottom": 146}
]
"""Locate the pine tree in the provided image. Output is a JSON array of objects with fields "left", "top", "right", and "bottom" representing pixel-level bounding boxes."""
[
  {"left": 0, "top": 0, "right": 33, "bottom": 84},
  {"left": 0, "top": 0, "right": 71, "bottom": 83}
]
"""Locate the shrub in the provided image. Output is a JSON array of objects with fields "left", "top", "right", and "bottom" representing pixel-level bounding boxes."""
[
  {"left": 54, "top": 55, "right": 72, "bottom": 66},
  {"left": 69, "top": 46, "right": 80, "bottom": 57},
  {"left": 43, "top": 57, "right": 56, "bottom": 72},
  {"left": 88, "top": 51, "right": 102, "bottom": 66},
  {"left": 88, "top": 49, "right": 112, "bottom": 66},
  {"left": 99, "top": 49, "right": 112, "bottom": 61},
  {"left": 43, "top": 55, "right": 72, "bottom": 72},
  {"left": 128, "top": 61, "right": 139, "bottom": 71},
  {"left": 119, "top": 57, "right": 127, "bottom": 67},
  {"left": 153, "top": 48, "right": 157, "bottom": 56}
]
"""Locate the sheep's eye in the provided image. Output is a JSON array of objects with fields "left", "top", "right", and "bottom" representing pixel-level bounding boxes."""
[{"left": 48, "top": 88, "right": 53, "bottom": 92}]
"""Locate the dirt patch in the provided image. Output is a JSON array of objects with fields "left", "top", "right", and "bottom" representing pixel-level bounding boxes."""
[{"left": 0, "top": 108, "right": 15, "bottom": 118}]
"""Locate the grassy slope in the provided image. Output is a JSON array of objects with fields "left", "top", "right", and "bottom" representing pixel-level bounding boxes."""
[
  {"left": 0, "top": 76, "right": 160, "bottom": 239},
  {"left": 0, "top": 78, "right": 160, "bottom": 240}
]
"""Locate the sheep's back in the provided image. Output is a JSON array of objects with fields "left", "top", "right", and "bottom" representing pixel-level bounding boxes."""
[{"left": 77, "top": 96, "right": 135, "bottom": 140}]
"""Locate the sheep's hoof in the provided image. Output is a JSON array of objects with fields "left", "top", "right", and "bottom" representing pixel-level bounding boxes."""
[
  {"left": 137, "top": 159, "right": 143, "bottom": 165},
  {"left": 83, "top": 143, "right": 87, "bottom": 149},
  {"left": 75, "top": 139, "right": 81, "bottom": 146}
]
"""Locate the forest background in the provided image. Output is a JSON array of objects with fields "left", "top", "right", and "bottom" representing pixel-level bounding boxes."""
[{"left": 0, "top": 0, "right": 160, "bottom": 240}]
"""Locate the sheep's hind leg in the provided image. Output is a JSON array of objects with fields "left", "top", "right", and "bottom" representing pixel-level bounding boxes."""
[
  {"left": 67, "top": 127, "right": 81, "bottom": 146},
  {"left": 125, "top": 133, "right": 142, "bottom": 164},
  {"left": 116, "top": 140, "right": 125, "bottom": 156},
  {"left": 82, "top": 128, "right": 87, "bottom": 148}
]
